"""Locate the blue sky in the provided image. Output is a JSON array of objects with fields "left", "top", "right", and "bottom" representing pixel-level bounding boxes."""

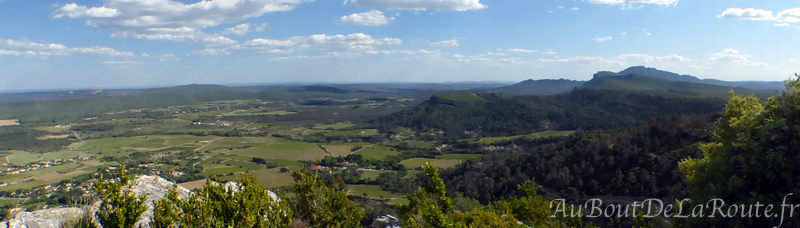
[{"left": 0, "top": 0, "right": 798, "bottom": 91}]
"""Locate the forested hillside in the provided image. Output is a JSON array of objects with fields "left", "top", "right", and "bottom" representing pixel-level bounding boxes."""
[
  {"left": 368, "top": 88, "right": 726, "bottom": 138},
  {"left": 439, "top": 114, "right": 719, "bottom": 204}
]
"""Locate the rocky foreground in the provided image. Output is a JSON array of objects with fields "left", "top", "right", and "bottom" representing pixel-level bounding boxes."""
[{"left": 1, "top": 175, "right": 194, "bottom": 228}]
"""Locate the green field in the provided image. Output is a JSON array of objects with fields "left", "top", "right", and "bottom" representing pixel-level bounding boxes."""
[
  {"left": 200, "top": 166, "right": 247, "bottom": 176},
  {"left": 126, "top": 138, "right": 167, "bottom": 148},
  {"left": 0, "top": 163, "right": 81, "bottom": 182},
  {"left": 75, "top": 137, "right": 150, "bottom": 150},
  {"left": 326, "top": 129, "right": 379, "bottom": 137},
  {"left": 232, "top": 141, "right": 327, "bottom": 161},
  {"left": 435, "top": 154, "right": 484, "bottom": 160},
  {"left": 217, "top": 167, "right": 297, "bottom": 189},
  {"left": 224, "top": 160, "right": 266, "bottom": 170},
  {"left": 346, "top": 184, "right": 404, "bottom": 199},
  {"left": 462, "top": 130, "right": 575, "bottom": 144},
  {"left": 400, "top": 158, "right": 461, "bottom": 169},
  {"left": 313, "top": 123, "right": 356, "bottom": 130},
  {"left": 354, "top": 145, "right": 399, "bottom": 160},
  {"left": 361, "top": 170, "right": 394, "bottom": 180},
  {"left": 6, "top": 150, "right": 44, "bottom": 165},
  {"left": 318, "top": 142, "right": 372, "bottom": 157}
]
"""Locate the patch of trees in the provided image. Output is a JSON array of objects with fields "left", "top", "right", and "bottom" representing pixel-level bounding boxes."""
[
  {"left": 72, "top": 123, "right": 115, "bottom": 132},
  {"left": 438, "top": 113, "right": 720, "bottom": 205},
  {"left": 0, "top": 126, "right": 71, "bottom": 152}
]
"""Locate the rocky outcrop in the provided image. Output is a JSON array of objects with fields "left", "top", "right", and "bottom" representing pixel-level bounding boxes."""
[
  {"left": 1, "top": 175, "right": 280, "bottom": 228},
  {"left": 1, "top": 175, "right": 191, "bottom": 228},
  {"left": 0, "top": 207, "right": 85, "bottom": 228},
  {"left": 116, "top": 175, "right": 192, "bottom": 228}
]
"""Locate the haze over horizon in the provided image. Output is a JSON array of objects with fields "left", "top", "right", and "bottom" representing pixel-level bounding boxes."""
[{"left": 1, "top": 0, "right": 798, "bottom": 91}]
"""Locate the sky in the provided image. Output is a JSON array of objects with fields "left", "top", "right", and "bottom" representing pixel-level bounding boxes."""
[{"left": 0, "top": 0, "right": 798, "bottom": 92}]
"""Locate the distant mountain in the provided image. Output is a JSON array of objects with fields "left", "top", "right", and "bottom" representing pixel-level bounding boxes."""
[
  {"left": 286, "top": 86, "right": 351, "bottom": 94},
  {"left": 481, "top": 79, "right": 585, "bottom": 95},
  {"left": 583, "top": 71, "right": 776, "bottom": 99},
  {"left": 619, "top": 66, "right": 784, "bottom": 91},
  {"left": 145, "top": 84, "right": 235, "bottom": 94}
]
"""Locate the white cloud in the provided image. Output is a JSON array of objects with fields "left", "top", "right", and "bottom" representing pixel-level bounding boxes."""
[
  {"left": 0, "top": 50, "right": 21, "bottom": 56},
  {"left": 220, "top": 33, "right": 402, "bottom": 55},
  {"left": 2, "top": 39, "right": 135, "bottom": 57},
  {"left": 222, "top": 23, "right": 269, "bottom": 35},
  {"left": 344, "top": 0, "right": 487, "bottom": 11},
  {"left": 571, "top": 7, "right": 579, "bottom": 10},
  {"left": 187, "top": 48, "right": 225, "bottom": 56},
  {"left": 620, "top": 4, "right": 644, "bottom": 10},
  {"left": 337, "top": 10, "right": 395, "bottom": 26},
  {"left": 486, "top": 52, "right": 506, "bottom": 56},
  {"left": 775, "top": 23, "right": 791, "bottom": 26},
  {"left": 52, "top": 0, "right": 307, "bottom": 44},
  {"left": 593, "top": 36, "right": 613, "bottom": 42},
  {"left": 616, "top": 54, "right": 694, "bottom": 64},
  {"left": 430, "top": 39, "right": 460, "bottom": 47},
  {"left": 688, "top": 65, "right": 715, "bottom": 70},
  {"left": 718, "top": 8, "right": 774, "bottom": 20},
  {"left": 537, "top": 56, "right": 626, "bottom": 66},
  {"left": 102, "top": 60, "right": 143, "bottom": 64},
  {"left": 506, "top": 48, "right": 537, "bottom": 53},
  {"left": 543, "top": 49, "right": 559, "bottom": 55},
  {"left": 588, "top": 0, "right": 679, "bottom": 7},
  {"left": 719, "top": 7, "right": 800, "bottom": 23},
  {"left": 710, "top": 48, "right": 769, "bottom": 67}
]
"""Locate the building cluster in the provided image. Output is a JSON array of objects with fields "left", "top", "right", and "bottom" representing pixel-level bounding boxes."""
[{"left": 0, "top": 155, "right": 92, "bottom": 177}]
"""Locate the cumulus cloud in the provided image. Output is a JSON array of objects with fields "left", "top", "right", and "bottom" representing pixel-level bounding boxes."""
[
  {"left": 195, "top": 33, "right": 402, "bottom": 55},
  {"left": 337, "top": 10, "right": 395, "bottom": 26},
  {"left": 718, "top": 7, "right": 800, "bottom": 23},
  {"left": 344, "top": 0, "right": 487, "bottom": 11},
  {"left": 506, "top": 48, "right": 538, "bottom": 53},
  {"left": 2, "top": 39, "right": 135, "bottom": 57},
  {"left": 537, "top": 56, "right": 626, "bottom": 66},
  {"left": 430, "top": 39, "right": 459, "bottom": 47},
  {"left": 102, "top": 60, "right": 144, "bottom": 64},
  {"left": 222, "top": 23, "right": 269, "bottom": 35},
  {"left": 543, "top": 49, "right": 559, "bottom": 55},
  {"left": 52, "top": 0, "right": 307, "bottom": 44},
  {"left": 593, "top": 36, "right": 613, "bottom": 42},
  {"left": 718, "top": 8, "right": 774, "bottom": 20},
  {"left": 588, "top": 0, "right": 679, "bottom": 7},
  {"left": 616, "top": 54, "right": 694, "bottom": 64},
  {"left": 710, "top": 48, "right": 769, "bottom": 67}
]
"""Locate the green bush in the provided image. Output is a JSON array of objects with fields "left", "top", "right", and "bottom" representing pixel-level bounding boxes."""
[
  {"left": 93, "top": 166, "right": 148, "bottom": 228},
  {"left": 151, "top": 174, "right": 293, "bottom": 228}
]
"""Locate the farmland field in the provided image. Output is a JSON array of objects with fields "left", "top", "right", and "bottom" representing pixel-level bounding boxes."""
[
  {"left": 7, "top": 150, "right": 44, "bottom": 165},
  {"left": 326, "top": 129, "right": 379, "bottom": 137},
  {"left": 346, "top": 185, "right": 404, "bottom": 199},
  {"left": 0, "top": 163, "right": 81, "bottom": 182},
  {"left": 400, "top": 158, "right": 461, "bottom": 169},
  {"left": 313, "top": 123, "right": 356, "bottom": 129},
  {"left": 461, "top": 130, "right": 576, "bottom": 144},
  {"left": 232, "top": 141, "right": 326, "bottom": 161},
  {"left": 126, "top": 138, "right": 167, "bottom": 148},
  {"left": 318, "top": 142, "right": 372, "bottom": 157},
  {"left": 353, "top": 145, "right": 399, "bottom": 160},
  {"left": 361, "top": 170, "right": 393, "bottom": 180},
  {"left": 199, "top": 166, "right": 247, "bottom": 176},
  {"left": 435, "top": 154, "right": 483, "bottom": 160}
]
